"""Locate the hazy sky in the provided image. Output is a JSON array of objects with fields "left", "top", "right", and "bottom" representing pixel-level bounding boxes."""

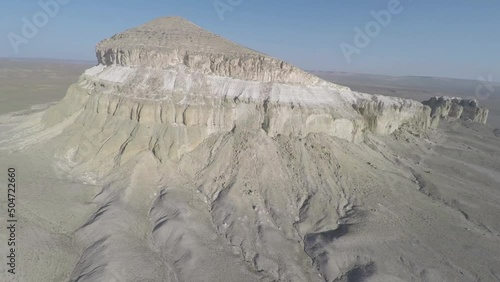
[{"left": 1, "top": 0, "right": 499, "bottom": 80}]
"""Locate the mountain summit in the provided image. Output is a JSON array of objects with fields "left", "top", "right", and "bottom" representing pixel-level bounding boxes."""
[
  {"left": 96, "top": 16, "right": 324, "bottom": 84},
  {"left": 98, "top": 16, "right": 262, "bottom": 56}
]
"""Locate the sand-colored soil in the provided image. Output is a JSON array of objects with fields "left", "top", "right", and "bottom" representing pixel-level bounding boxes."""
[
  {"left": 1, "top": 61, "right": 499, "bottom": 281},
  {"left": 0, "top": 59, "right": 92, "bottom": 115}
]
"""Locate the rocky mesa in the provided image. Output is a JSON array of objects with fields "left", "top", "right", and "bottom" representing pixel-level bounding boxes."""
[
  {"left": 0, "top": 16, "right": 496, "bottom": 282},
  {"left": 423, "top": 96, "right": 489, "bottom": 125},
  {"left": 34, "top": 17, "right": 457, "bottom": 175}
]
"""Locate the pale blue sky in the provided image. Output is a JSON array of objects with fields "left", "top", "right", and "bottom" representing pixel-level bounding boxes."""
[{"left": 1, "top": 0, "right": 499, "bottom": 80}]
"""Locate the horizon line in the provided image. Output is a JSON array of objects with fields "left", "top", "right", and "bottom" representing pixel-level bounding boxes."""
[{"left": 2, "top": 56, "right": 498, "bottom": 84}]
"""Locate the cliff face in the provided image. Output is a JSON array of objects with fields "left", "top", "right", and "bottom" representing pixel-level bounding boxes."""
[
  {"left": 41, "top": 68, "right": 431, "bottom": 173},
  {"left": 353, "top": 94, "right": 432, "bottom": 135},
  {"left": 96, "top": 17, "right": 325, "bottom": 86},
  {"left": 423, "top": 96, "right": 489, "bottom": 126},
  {"left": 39, "top": 17, "right": 464, "bottom": 177}
]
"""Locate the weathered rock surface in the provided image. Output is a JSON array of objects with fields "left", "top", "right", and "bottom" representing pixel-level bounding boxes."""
[
  {"left": 423, "top": 96, "right": 489, "bottom": 126},
  {"left": 37, "top": 17, "right": 442, "bottom": 176},
  {"left": 1, "top": 17, "right": 498, "bottom": 282},
  {"left": 96, "top": 17, "right": 325, "bottom": 85}
]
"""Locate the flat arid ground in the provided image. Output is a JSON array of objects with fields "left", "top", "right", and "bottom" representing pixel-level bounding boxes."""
[
  {"left": 1, "top": 60, "right": 499, "bottom": 281},
  {"left": 0, "top": 59, "right": 92, "bottom": 115}
]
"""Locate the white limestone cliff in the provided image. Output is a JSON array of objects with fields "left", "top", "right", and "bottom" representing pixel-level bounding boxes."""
[
  {"left": 96, "top": 17, "right": 326, "bottom": 86},
  {"left": 36, "top": 17, "right": 464, "bottom": 177},
  {"left": 423, "top": 96, "right": 489, "bottom": 126}
]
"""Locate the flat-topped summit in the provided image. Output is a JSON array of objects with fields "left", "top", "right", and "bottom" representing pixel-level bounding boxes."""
[
  {"left": 95, "top": 16, "right": 324, "bottom": 84},
  {"left": 98, "top": 16, "right": 262, "bottom": 56}
]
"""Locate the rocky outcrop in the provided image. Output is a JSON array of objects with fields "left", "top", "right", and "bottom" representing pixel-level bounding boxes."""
[
  {"left": 96, "top": 17, "right": 326, "bottom": 86},
  {"left": 34, "top": 17, "right": 462, "bottom": 178},
  {"left": 353, "top": 95, "right": 432, "bottom": 135},
  {"left": 41, "top": 66, "right": 434, "bottom": 171},
  {"left": 423, "top": 97, "right": 489, "bottom": 126},
  {"left": 41, "top": 67, "right": 364, "bottom": 170}
]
